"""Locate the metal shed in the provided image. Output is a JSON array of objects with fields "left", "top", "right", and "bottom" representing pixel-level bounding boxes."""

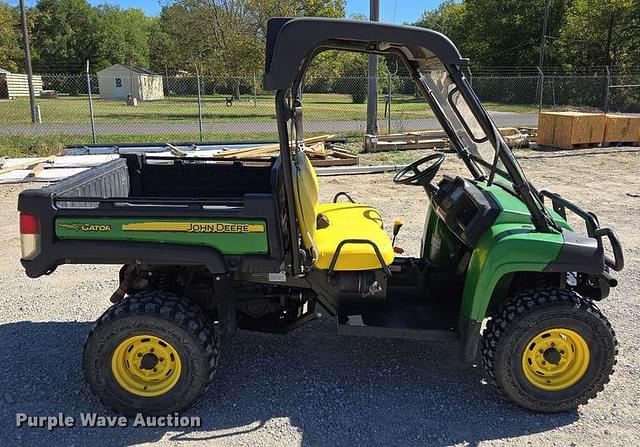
[
  {"left": 97, "top": 64, "right": 164, "bottom": 101},
  {"left": 0, "top": 69, "right": 43, "bottom": 99}
]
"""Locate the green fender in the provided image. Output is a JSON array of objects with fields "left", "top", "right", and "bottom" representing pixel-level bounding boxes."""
[{"left": 460, "top": 223, "right": 565, "bottom": 321}]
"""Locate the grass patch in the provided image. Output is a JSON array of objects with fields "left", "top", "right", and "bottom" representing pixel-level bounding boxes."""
[
  {"left": 1, "top": 94, "right": 538, "bottom": 126},
  {"left": 0, "top": 134, "right": 69, "bottom": 158}
]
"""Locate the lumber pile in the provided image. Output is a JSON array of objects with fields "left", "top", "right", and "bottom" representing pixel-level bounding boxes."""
[
  {"left": 0, "top": 156, "right": 57, "bottom": 176},
  {"left": 0, "top": 136, "right": 359, "bottom": 184},
  {"left": 216, "top": 134, "right": 358, "bottom": 166},
  {"left": 364, "top": 127, "right": 536, "bottom": 152},
  {"left": 0, "top": 155, "right": 121, "bottom": 184},
  {"left": 364, "top": 130, "right": 449, "bottom": 152},
  {"left": 517, "top": 127, "right": 537, "bottom": 144},
  {"left": 499, "top": 128, "right": 529, "bottom": 148}
]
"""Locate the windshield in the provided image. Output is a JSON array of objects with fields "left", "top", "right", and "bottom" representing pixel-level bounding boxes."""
[
  {"left": 415, "top": 64, "right": 558, "bottom": 230},
  {"left": 418, "top": 66, "right": 514, "bottom": 182}
]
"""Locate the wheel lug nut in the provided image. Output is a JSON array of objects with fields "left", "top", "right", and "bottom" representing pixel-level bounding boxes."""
[
  {"left": 153, "top": 368, "right": 158, "bottom": 372},
  {"left": 159, "top": 358, "right": 164, "bottom": 362},
  {"left": 541, "top": 361, "right": 546, "bottom": 365},
  {"left": 137, "top": 353, "right": 142, "bottom": 358},
  {"left": 150, "top": 348, "right": 154, "bottom": 352},
  {"left": 539, "top": 349, "right": 544, "bottom": 353},
  {"left": 560, "top": 350, "right": 565, "bottom": 355}
]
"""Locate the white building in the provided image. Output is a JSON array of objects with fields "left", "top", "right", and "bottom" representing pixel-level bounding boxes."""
[
  {"left": 97, "top": 64, "right": 164, "bottom": 101},
  {"left": 0, "top": 68, "right": 43, "bottom": 99}
]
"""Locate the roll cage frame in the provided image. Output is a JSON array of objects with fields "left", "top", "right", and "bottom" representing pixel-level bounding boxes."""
[{"left": 263, "top": 17, "right": 554, "bottom": 276}]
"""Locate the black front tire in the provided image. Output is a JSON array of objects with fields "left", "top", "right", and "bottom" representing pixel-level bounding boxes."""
[
  {"left": 481, "top": 288, "right": 617, "bottom": 413},
  {"left": 83, "top": 291, "right": 219, "bottom": 416}
]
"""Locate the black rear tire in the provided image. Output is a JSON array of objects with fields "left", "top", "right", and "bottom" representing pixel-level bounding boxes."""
[
  {"left": 83, "top": 290, "right": 219, "bottom": 416},
  {"left": 481, "top": 288, "right": 617, "bottom": 413}
]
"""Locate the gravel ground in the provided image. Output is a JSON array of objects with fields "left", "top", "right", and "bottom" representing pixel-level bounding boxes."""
[{"left": 0, "top": 146, "right": 639, "bottom": 446}]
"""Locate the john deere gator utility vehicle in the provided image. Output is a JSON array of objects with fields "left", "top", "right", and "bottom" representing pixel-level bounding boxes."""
[{"left": 18, "top": 18, "right": 623, "bottom": 415}]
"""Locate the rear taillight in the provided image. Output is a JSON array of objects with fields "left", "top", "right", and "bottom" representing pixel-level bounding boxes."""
[{"left": 20, "top": 213, "right": 40, "bottom": 260}]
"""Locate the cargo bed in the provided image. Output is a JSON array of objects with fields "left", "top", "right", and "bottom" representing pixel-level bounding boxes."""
[{"left": 18, "top": 154, "right": 287, "bottom": 278}]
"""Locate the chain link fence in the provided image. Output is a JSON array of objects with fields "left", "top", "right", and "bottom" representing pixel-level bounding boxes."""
[{"left": 1, "top": 69, "right": 638, "bottom": 153}]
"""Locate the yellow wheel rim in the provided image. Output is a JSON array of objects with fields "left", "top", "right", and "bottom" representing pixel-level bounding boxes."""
[
  {"left": 111, "top": 335, "right": 182, "bottom": 397},
  {"left": 521, "top": 328, "right": 590, "bottom": 391}
]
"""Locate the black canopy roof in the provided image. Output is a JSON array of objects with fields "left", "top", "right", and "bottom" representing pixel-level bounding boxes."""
[{"left": 263, "top": 17, "right": 468, "bottom": 91}]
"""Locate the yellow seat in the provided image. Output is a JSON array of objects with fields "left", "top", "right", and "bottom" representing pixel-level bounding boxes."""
[{"left": 292, "top": 151, "right": 394, "bottom": 271}]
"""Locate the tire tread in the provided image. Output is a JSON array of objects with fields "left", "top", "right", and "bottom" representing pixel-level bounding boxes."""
[
  {"left": 481, "top": 288, "right": 617, "bottom": 412},
  {"left": 83, "top": 290, "right": 220, "bottom": 414}
]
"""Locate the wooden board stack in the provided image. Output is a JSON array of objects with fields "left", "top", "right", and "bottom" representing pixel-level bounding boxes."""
[
  {"left": 364, "top": 127, "right": 535, "bottom": 152},
  {"left": 215, "top": 134, "right": 358, "bottom": 166},
  {"left": 364, "top": 130, "right": 449, "bottom": 152}
]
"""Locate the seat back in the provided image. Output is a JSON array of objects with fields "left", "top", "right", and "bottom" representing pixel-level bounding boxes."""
[{"left": 291, "top": 150, "right": 319, "bottom": 252}]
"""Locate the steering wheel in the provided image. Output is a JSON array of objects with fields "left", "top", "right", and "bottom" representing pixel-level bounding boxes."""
[{"left": 393, "top": 153, "right": 445, "bottom": 187}]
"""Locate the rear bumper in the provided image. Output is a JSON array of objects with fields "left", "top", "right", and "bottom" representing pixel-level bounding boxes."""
[{"left": 20, "top": 240, "right": 229, "bottom": 278}]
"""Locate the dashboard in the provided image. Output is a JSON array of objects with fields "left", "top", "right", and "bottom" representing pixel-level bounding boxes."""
[{"left": 431, "top": 176, "right": 500, "bottom": 248}]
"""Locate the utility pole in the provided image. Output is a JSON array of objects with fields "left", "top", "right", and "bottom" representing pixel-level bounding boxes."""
[
  {"left": 537, "top": 0, "right": 551, "bottom": 108},
  {"left": 86, "top": 60, "right": 96, "bottom": 143},
  {"left": 19, "top": 0, "right": 39, "bottom": 124},
  {"left": 538, "top": 0, "right": 550, "bottom": 69},
  {"left": 604, "top": 12, "right": 614, "bottom": 65},
  {"left": 366, "top": 0, "right": 379, "bottom": 135},
  {"left": 195, "top": 63, "right": 204, "bottom": 142}
]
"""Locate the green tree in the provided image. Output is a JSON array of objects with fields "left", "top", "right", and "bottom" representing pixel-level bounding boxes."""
[
  {"left": 415, "top": 0, "right": 568, "bottom": 67},
  {"left": 248, "top": 0, "right": 345, "bottom": 37},
  {"left": 153, "top": 0, "right": 346, "bottom": 96},
  {"left": 32, "top": 0, "right": 101, "bottom": 70},
  {"left": 554, "top": 0, "right": 636, "bottom": 67},
  {"left": 626, "top": 1, "right": 640, "bottom": 65},
  {"left": 155, "top": 0, "right": 262, "bottom": 77},
  {"left": 298, "top": 0, "right": 344, "bottom": 17},
  {"left": 94, "top": 5, "right": 153, "bottom": 70},
  {"left": 0, "top": 1, "right": 22, "bottom": 72},
  {"left": 335, "top": 51, "right": 368, "bottom": 103},
  {"left": 155, "top": 0, "right": 345, "bottom": 72},
  {"left": 152, "top": 1, "right": 213, "bottom": 70},
  {"left": 414, "top": 0, "right": 470, "bottom": 55}
]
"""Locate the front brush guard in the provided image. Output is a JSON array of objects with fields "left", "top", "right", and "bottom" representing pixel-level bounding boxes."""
[{"left": 540, "top": 190, "right": 624, "bottom": 272}]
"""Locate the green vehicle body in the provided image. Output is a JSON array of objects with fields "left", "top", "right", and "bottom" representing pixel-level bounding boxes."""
[
  {"left": 421, "top": 180, "right": 572, "bottom": 321},
  {"left": 55, "top": 180, "right": 571, "bottom": 323},
  {"left": 17, "top": 17, "right": 623, "bottom": 366},
  {"left": 460, "top": 182, "right": 573, "bottom": 320},
  {"left": 55, "top": 217, "right": 269, "bottom": 255},
  {"left": 15, "top": 18, "right": 627, "bottom": 417}
]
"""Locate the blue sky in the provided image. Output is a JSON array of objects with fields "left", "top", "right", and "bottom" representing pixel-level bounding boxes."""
[
  {"left": 14, "top": 0, "right": 440, "bottom": 23},
  {"left": 347, "top": 0, "right": 440, "bottom": 23}
]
